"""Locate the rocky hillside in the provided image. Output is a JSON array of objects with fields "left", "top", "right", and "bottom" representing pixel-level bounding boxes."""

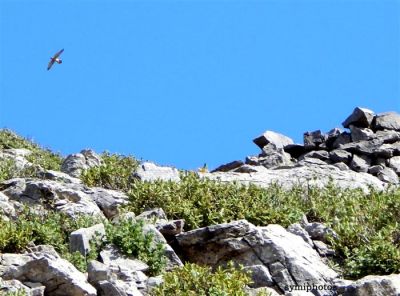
[{"left": 1, "top": 107, "right": 400, "bottom": 296}]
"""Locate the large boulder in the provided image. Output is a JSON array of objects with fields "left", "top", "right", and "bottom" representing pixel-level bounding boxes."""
[
  {"left": 61, "top": 149, "right": 102, "bottom": 178},
  {"left": 253, "top": 131, "right": 294, "bottom": 150},
  {"left": 176, "top": 220, "right": 337, "bottom": 295},
  {"left": 335, "top": 274, "right": 400, "bottom": 296},
  {"left": 0, "top": 178, "right": 104, "bottom": 218},
  {"left": 373, "top": 112, "right": 400, "bottom": 131},
  {"left": 132, "top": 162, "right": 180, "bottom": 182},
  {"left": 342, "top": 107, "right": 375, "bottom": 128},
  {"left": 0, "top": 246, "right": 97, "bottom": 296},
  {"left": 69, "top": 223, "right": 106, "bottom": 256}
]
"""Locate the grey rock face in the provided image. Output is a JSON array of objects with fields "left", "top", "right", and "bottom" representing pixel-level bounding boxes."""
[
  {"left": 373, "top": 112, "right": 400, "bottom": 131},
  {"left": 176, "top": 220, "right": 337, "bottom": 295},
  {"left": 287, "top": 223, "right": 314, "bottom": 246},
  {"left": 0, "top": 246, "right": 97, "bottom": 296},
  {"left": 377, "top": 167, "right": 399, "bottom": 184},
  {"left": 253, "top": 130, "right": 294, "bottom": 150},
  {"left": 299, "top": 150, "right": 330, "bottom": 162},
  {"left": 211, "top": 160, "right": 244, "bottom": 172},
  {"left": 87, "top": 259, "right": 143, "bottom": 296},
  {"left": 329, "top": 149, "right": 352, "bottom": 164},
  {"left": 304, "top": 130, "right": 325, "bottom": 148},
  {"left": 1, "top": 178, "right": 104, "bottom": 218},
  {"left": 70, "top": 223, "right": 105, "bottom": 256},
  {"left": 335, "top": 274, "right": 400, "bottom": 296},
  {"left": 243, "top": 265, "right": 274, "bottom": 288},
  {"left": 388, "top": 156, "right": 400, "bottom": 174},
  {"left": 133, "top": 162, "right": 180, "bottom": 182},
  {"left": 332, "top": 132, "right": 352, "bottom": 149},
  {"left": 349, "top": 154, "right": 371, "bottom": 173},
  {"left": 0, "top": 148, "right": 32, "bottom": 170},
  {"left": 304, "top": 223, "right": 338, "bottom": 243},
  {"left": 202, "top": 162, "right": 385, "bottom": 193},
  {"left": 0, "top": 279, "right": 45, "bottom": 296},
  {"left": 349, "top": 125, "right": 374, "bottom": 142},
  {"left": 86, "top": 187, "right": 129, "bottom": 219},
  {"left": 342, "top": 107, "right": 374, "bottom": 128},
  {"left": 61, "top": 149, "right": 102, "bottom": 178}
]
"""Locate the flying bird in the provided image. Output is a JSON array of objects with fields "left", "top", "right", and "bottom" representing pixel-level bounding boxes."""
[{"left": 47, "top": 49, "right": 64, "bottom": 71}]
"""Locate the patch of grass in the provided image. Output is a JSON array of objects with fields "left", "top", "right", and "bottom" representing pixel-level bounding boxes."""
[
  {"left": 151, "top": 262, "right": 269, "bottom": 296},
  {"left": 0, "top": 129, "right": 62, "bottom": 173},
  {"left": 81, "top": 152, "right": 139, "bottom": 191},
  {"left": 105, "top": 218, "right": 167, "bottom": 276}
]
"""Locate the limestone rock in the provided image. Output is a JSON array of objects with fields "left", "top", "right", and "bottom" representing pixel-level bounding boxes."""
[
  {"left": 253, "top": 130, "right": 294, "bottom": 150},
  {"left": 304, "top": 130, "right": 326, "bottom": 148},
  {"left": 1, "top": 178, "right": 104, "bottom": 218},
  {"left": 1, "top": 246, "right": 96, "bottom": 296},
  {"left": 61, "top": 149, "right": 102, "bottom": 178},
  {"left": 299, "top": 150, "right": 330, "bottom": 162},
  {"left": 304, "top": 223, "right": 338, "bottom": 243},
  {"left": 329, "top": 149, "right": 352, "bottom": 164},
  {"left": 243, "top": 265, "right": 274, "bottom": 288},
  {"left": 342, "top": 107, "right": 375, "bottom": 128},
  {"left": 349, "top": 154, "right": 371, "bottom": 173},
  {"left": 202, "top": 162, "right": 385, "bottom": 193},
  {"left": 335, "top": 274, "right": 400, "bottom": 296},
  {"left": 287, "top": 223, "right": 313, "bottom": 246},
  {"left": 86, "top": 187, "right": 129, "bottom": 219},
  {"left": 211, "top": 160, "right": 244, "bottom": 172},
  {"left": 377, "top": 167, "right": 399, "bottom": 184},
  {"left": 373, "top": 112, "right": 400, "bottom": 131},
  {"left": 133, "top": 162, "right": 180, "bottom": 182},
  {"left": 177, "top": 220, "right": 337, "bottom": 295},
  {"left": 388, "top": 156, "right": 400, "bottom": 174},
  {"left": 70, "top": 223, "right": 105, "bottom": 256},
  {"left": 349, "top": 125, "right": 374, "bottom": 142}
]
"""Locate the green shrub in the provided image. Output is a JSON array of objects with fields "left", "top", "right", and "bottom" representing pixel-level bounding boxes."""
[
  {"left": 127, "top": 172, "right": 305, "bottom": 230},
  {"left": 105, "top": 218, "right": 166, "bottom": 276},
  {"left": 0, "top": 208, "right": 101, "bottom": 271},
  {"left": 81, "top": 152, "right": 139, "bottom": 191},
  {"left": 0, "top": 129, "right": 62, "bottom": 173},
  {"left": 151, "top": 262, "right": 268, "bottom": 296}
]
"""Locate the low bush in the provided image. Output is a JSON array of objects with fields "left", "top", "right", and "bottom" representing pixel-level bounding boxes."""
[
  {"left": 151, "top": 262, "right": 269, "bottom": 296},
  {"left": 105, "top": 218, "right": 166, "bottom": 276},
  {"left": 81, "top": 152, "right": 139, "bottom": 191}
]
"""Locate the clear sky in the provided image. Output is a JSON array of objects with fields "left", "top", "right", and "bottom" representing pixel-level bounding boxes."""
[{"left": 0, "top": 0, "right": 399, "bottom": 170}]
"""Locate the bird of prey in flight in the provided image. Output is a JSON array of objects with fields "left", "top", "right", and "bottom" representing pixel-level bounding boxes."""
[{"left": 47, "top": 49, "right": 64, "bottom": 71}]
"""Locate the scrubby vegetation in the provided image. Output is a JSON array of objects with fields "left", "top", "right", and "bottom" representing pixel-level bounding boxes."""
[
  {"left": 81, "top": 152, "right": 139, "bottom": 191},
  {"left": 152, "top": 262, "right": 269, "bottom": 296},
  {"left": 0, "top": 129, "right": 62, "bottom": 172},
  {"left": 105, "top": 218, "right": 167, "bottom": 276},
  {"left": 0, "top": 209, "right": 166, "bottom": 275}
]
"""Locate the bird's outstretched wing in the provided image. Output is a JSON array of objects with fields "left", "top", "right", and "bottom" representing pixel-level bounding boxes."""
[
  {"left": 47, "top": 59, "right": 55, "bottom": 71},
  {"left": 53, "top": 48, "right": 64, "bottom": 59}
]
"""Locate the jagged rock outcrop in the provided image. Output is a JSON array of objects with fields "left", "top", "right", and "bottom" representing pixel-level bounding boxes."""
[
  {"left": 0, "top": 246, "right": 97, "bottom": 296},
  {"left": 208, "top": 107, "right": 400, "bottom": 190},
  {"left": 176, "top": 220, "right": 338, "bottom": 296},
  {"left": 335, "top": 274, "right": 400, "bottom": 296},
  {"left": 61, "top": 149, "right": 102, "bottom": 178}
]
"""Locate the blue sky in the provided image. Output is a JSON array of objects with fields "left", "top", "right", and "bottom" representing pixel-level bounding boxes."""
[{"left": 0, "top": 0, "right": 399, "bottom": 170}]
